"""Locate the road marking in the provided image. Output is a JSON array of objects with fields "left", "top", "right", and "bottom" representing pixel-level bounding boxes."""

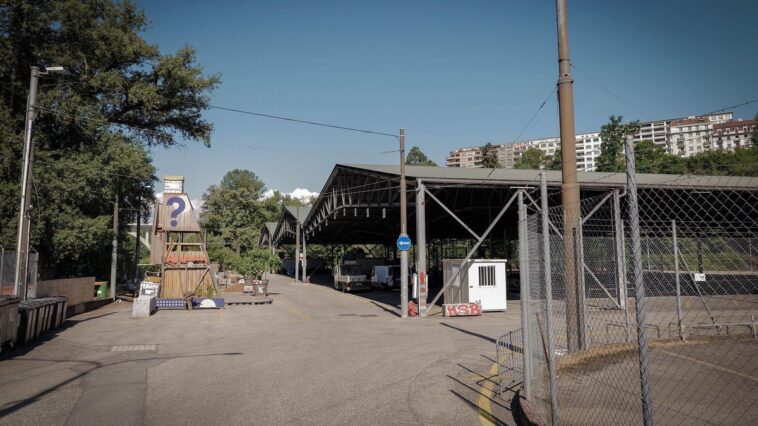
[
  {"left": 477, "top": 362, "right": 499, "bottom": 426},
  {"left": 279, "top": 301, "right": 313, "bottom": 321},
  {"left": 662, "top": 350, "right": 758, "bottom": 382},
  {"left": 111, "top": 345, "right": 157, "bottom": 352}
]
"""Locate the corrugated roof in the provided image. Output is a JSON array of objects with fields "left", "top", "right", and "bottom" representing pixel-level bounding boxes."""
[
  {"left": 285, "top": 205, "right": 311, "bottom": 223},
  {"left": 264, "top": 222, "right": 277, "bottom": 234},
  {"left": 340, "top": 164, "right": 758, "bottom": 190}
]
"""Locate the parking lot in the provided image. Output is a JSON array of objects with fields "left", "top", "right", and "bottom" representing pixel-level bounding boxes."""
[{"left": 0, "top": 274, "right": 522, "bottom": 425}]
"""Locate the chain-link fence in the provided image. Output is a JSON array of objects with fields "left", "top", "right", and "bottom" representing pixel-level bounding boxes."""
[
  {"left": 1, "top": 248, "right": 38, "bottom": 298},
  {"left": 519, "top": 170, "right": 758, "bottom": 424},
  {"left": 496, "top": 328, "right": 524, "bottom": 394}
]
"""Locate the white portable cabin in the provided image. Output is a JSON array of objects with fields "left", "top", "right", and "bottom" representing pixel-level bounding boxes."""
[{"left": 442, "top": 259, "right": 507, "bottom": 311}]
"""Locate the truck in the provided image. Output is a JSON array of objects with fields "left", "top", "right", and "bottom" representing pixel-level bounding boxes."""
[
  {"left": 333, "top": 258, "right": 384, "bottom": 292},
  {"left": 371, "top": 265, "right": 411, "bottom": 291}
]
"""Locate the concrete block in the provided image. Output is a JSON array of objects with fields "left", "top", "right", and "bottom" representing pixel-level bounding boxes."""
[{"left": 132, "top": 296, "right": 157, "bottom": 318}]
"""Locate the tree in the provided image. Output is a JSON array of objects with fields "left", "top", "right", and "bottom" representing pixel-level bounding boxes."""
[
  {"left": 201, "top": 170, "right": 266, "bottom": 255},
  {"left": 481, "top": 143, "right": 501, "bottom": 168},
  {"left": 514, "top": 148, "right": 546, "bottom": 169},
  {"left": 405, "top": 146, "right": 437, "bottom": 166},
  {"left": 596, "top": 115, "right": 641, "bottom": 172},
  {"left": 0, "top": 0, "right": 218, "bottom": 279},
  {"left": 752, "top": 113, "right": 758, "bottom": 145},
  {"left": 546, "top": 149, "right": 562, "bottom": 170},
  {"left": 634, "top": 140, "right": 672, "bottom": 174}
]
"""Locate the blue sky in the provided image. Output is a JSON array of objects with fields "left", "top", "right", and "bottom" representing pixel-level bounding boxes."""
[{"left": 138, "top": 0, "right": 758, "bottom": 202}]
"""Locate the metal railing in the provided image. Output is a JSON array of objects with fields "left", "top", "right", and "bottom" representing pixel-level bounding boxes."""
[
  {"left": 0, "top": 248, "right": 38, "bottom": 298},
  {"left": 514, "top": 161, "right": 758, "bottom": 424},
  {"left": 496, "top": 328, "right": 524, "bottom": 395}
]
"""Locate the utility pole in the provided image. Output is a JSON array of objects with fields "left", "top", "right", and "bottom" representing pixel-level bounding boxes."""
[
  {"left": 14, "top": 67, "right": 40, "bottom": 299},
  {"left": 110, "top": 193, "right": 119, "bottom": 300},
  {"left": 302, "top": 231, "right": 307, "bottom": 283},
  {"left": 14, "top": 65, "right": 65, "bottom": 300},
  {"left": 556, "top": 0, "right": 581, "bottom": 352},
  {"left": 133, "top": 195, "right": 141, "bottom": 282},
  {"left": 399, "top": 129, "right": 409, "bottom": 318},
  {"left": 295, "top": 205, "right": 301, "bottom": 283}
]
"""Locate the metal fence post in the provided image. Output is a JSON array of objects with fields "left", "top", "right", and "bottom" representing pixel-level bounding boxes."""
[
  {"left": 672, "top": 220, "right": 684, "bottom": 340},
  {"left": 613, "top": 190, "right": 626, "bottom": 309},
  {"left": 624, "top": 135, "right": 654, "bottom": 426},
  {"left": 575, "top": 220, "right": 587, "bottom": 349},
  {"left": 0, "top": 247, "right": 4, "bottom": 291},
  {"left": 518, "top": 190, "right": 532, "bottom": 400},
  {"left": 541, "top": 173, "right": 560, "bottom": 425}
]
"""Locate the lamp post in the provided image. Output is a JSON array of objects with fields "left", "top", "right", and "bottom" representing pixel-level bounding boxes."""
[{"left": 14, "top": 66, "right": 66, "bottom": 300}]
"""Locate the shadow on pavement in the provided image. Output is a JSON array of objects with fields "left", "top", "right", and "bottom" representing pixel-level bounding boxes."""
[
  {"left": 0, "top": 352, "right": 242, "bottom": 417},
  {"left": 440, "top": 322, "right": 497, "bottom": 344},
  {"left": 0, "top": 311, "right": 119, "bottom": 362}
]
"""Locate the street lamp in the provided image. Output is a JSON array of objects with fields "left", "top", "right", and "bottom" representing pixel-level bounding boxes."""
[{"left": 14, "top": 65, "right": 66, "bottom": 300}]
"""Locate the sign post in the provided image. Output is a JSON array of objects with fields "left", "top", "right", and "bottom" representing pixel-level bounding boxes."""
[{"left": 396, "top": 234, "right": 412, "bottom": 252}]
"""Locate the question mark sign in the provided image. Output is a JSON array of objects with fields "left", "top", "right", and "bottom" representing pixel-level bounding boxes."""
[{"left": 167, "top": 197, "right": 186, "bottom": 227}]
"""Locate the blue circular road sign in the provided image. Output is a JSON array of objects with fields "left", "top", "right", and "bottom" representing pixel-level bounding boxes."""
[{"left": 397, "top": 234, "right": 412, "bottom": 251}]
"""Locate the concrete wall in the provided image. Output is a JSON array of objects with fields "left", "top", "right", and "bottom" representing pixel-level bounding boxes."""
[{"left": 36, "top": 277, "right": 95, "bottom": 307}]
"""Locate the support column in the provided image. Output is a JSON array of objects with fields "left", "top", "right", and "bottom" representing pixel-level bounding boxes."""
[
  {"left": 518, "top": 191, "right": 532, "bottom": 400},
  {"left": 295, "top": 216, "right": 301, "bottom": 283},
  {"left": 673, "top": 220, "right": 684, "bottom": 340},
  {"left": 416, "top": 181, "right": 427, "bottom": 315},
  {"left": 302, "top": 233, "right": 307, "bottom": 283},
  {"left": 575, "top": 220, "right": 587, "bottom": 349},
  {"left": 540, "top": 173, "right": 560, "bottom": 425},
  {"left": 613, "top": 190, "right": 627, "bottom": 309},
  {"left": 110, "top": 193, "right": 118, "bottom": 300}
]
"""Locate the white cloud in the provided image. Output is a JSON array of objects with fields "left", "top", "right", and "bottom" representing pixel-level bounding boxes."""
[
  {"left": 190, "top": 198, "right": 204, "bottom": 212},
  {"left": 261, "top": 188, "right": 319, "bottom": 202}
]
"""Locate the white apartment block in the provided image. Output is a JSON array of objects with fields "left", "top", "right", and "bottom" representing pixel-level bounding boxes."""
[
  {"left": 668, "top": 113, "right": 733, "bottom": 157},
  {"left": 711, "top": 119, "right": 757, "bottom": 151},
  {"left": 632, "top": 119, "right": 670, "bottom": 147},
  {"left": 445, "top": 111, "right": 750, "bottom": 170},
  {"left": 575, "top": 133, "right": 602, "bottom": 171}
]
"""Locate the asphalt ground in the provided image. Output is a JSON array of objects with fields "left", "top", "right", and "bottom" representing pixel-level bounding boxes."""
[
  {"left": 0, "top": 274, "right": 522, "bottom": 426},
  {"left": 533, "top": 336, "right": 758, "bottom": 425}
]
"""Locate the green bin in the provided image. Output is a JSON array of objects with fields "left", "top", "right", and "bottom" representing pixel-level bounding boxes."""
[{"left": 96, "top": 284, "right": 109, "bottom": 300}]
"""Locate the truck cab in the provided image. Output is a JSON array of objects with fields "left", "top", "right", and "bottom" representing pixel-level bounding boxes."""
[{"left": 334, "top": 262, "right": 370, "bottom": 292}]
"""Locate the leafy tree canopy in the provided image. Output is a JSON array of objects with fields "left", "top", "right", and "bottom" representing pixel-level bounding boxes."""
[
  {"left": 0, "top": 0, "right": 218, "bottom": 279},
  {"left": 514, "top": 148, "right": 546, "bottom": 170},
  {"left": 481, "top": 143, "right": 501, "bottom": 168},
  {"left": 596, "top": 115, "right": 640, "bottom": 172},
  {"left": 513, "top": 148, "right": 562, "bottom": 170},
  {"left": 200, "top": 169, "right": 266, "bottom": 255},
  {"left": 405, "top": 146, "right": 437, "bottom": 166}
]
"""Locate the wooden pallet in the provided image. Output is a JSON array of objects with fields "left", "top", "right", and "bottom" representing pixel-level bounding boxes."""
[{"left": 226, "top": 297, "right": 273, "bottom": 306}]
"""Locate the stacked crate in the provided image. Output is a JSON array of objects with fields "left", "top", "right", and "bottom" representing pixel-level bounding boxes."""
[{"left": 17, "top": 297, "right": 67, "bottom": 345}]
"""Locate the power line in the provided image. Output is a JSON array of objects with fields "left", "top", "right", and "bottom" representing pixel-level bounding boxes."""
[
  {"left": 513, "top": 86, "right": 556, "bottom": 143},
  {"left": 703, "top": 98, "right": 758, "bottom": 115},
  {"left": 571, "top": 63, "right": 651, "bottom": 121},
  {"left": 208, "top": 105, "right": 399, "bottom": 139}
]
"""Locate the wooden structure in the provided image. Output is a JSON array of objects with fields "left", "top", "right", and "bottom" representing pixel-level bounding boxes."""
[{"left": 151, "top": 184, "right": 218, "bottom": 298}]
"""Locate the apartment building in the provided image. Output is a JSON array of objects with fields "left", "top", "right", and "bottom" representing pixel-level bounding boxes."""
[
  {"left": 711, "top": 119, "right": 757, "bottom": 151},
  {"left": 632, "top": 112, "right": 732, "bottom": 153},
  {"left": 631, "top": 119, "right": 671, "bottom": 147},
  {"left": 668, "top": 113, "right": 733, "bottom": 157},
  {"left": 445, "top": 146, "right": 483, "bottom": 167},
  {"left": 575, "top": 133, "right": 602, "bottom": 171},
  {"left": 445, "top": 111, "right": 749, "bottom": 169}
]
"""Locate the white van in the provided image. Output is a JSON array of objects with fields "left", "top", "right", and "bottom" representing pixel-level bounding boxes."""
[{"left": 371, "top": 265, "right": 409, "bottom": 290}]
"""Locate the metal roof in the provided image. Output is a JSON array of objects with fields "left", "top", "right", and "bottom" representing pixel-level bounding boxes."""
[
  {"left": 258, "top": 222, "right": 278, "bottom": 247},
  {"left": 284, "top": 205, "right": 310, "bottom": 223},
  {"left": 341, "top": 164, "right": 758, "bottom": 190},
  {"left": 298, "top": 163, "right": 757, "bottom": 245},
  {"left": 272, "top": 205, "right": 312, "bottom": 246}
]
